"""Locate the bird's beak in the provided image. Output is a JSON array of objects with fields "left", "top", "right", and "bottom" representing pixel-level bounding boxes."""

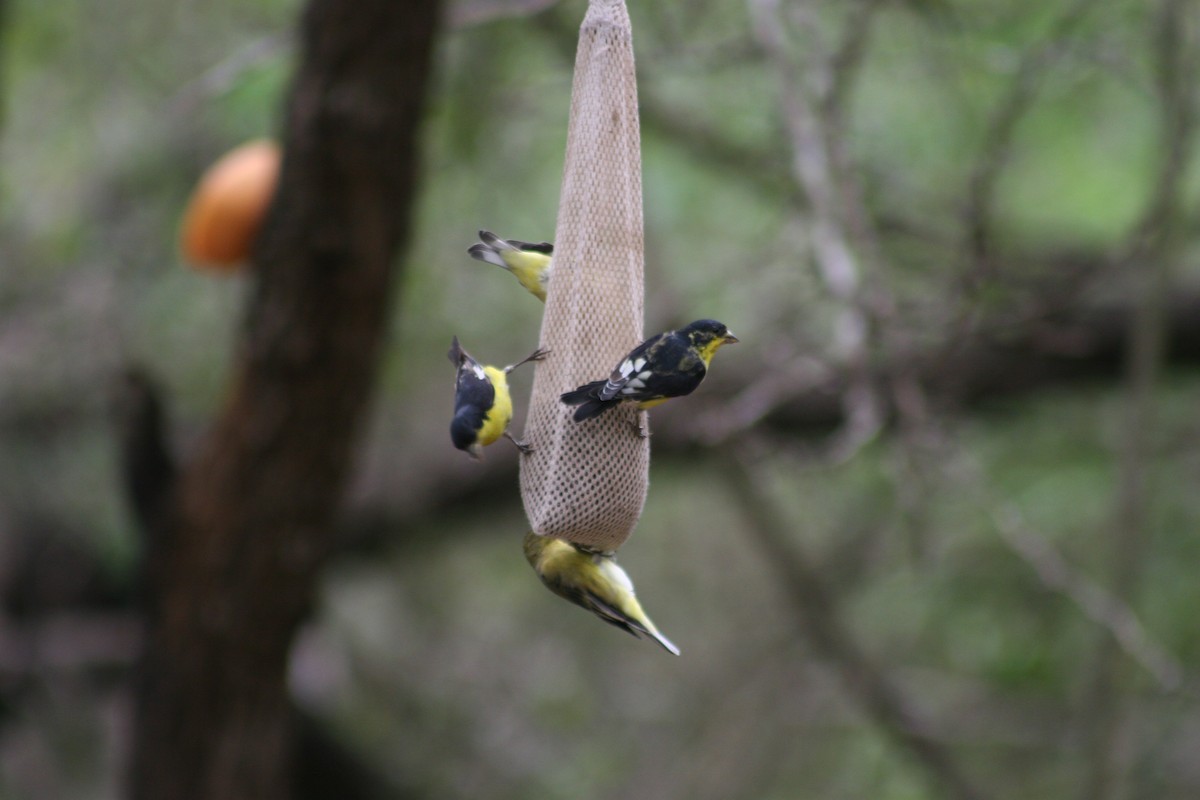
[
  {"left": 723, "top": 332, "right": 740, "bottom": 344},
  {"left": 468, "top": 444, "right": 483, "bottom": 462}
]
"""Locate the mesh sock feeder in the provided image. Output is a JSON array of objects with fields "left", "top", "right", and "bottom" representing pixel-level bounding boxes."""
[{"left": 520, "top": 0, "right": 648, "bottom": 554}]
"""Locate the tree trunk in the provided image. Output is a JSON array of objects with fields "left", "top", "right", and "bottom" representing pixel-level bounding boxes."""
[{"left": 128, "top": 1, "right": 440, "bottom": 798}]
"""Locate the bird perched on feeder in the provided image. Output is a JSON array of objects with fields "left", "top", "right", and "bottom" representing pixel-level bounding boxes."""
[
  {"left": 448, "top": 337, "right": 547, "bottom": 460},
  {"left": 468, "top": 230, "right": 554, "bottom": 302},
  {"left": 560, "top": 319, "right": 738, "bottom": 423},
  {"left": 523, "top": 531, "right": 679, "bottom": 655}
]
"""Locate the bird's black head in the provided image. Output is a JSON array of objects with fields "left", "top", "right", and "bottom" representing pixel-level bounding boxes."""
[
  {"left": 682, "top": 319, "right": 739, "bottom": 348},
  {"left": 450, "top": 407, "right": 486, "bottom": 459}
]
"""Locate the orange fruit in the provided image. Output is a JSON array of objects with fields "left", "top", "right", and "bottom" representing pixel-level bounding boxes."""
[{"left": 180, "top": 139, "right": 281, "bottom": 271}]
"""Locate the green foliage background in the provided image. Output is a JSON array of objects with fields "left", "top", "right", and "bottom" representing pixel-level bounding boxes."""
[{"left": 1, "top": 0, "right": 1198, "bottom": 797}]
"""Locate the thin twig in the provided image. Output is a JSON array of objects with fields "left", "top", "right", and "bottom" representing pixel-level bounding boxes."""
[
  {"left": 164, "top": 35, "right": 290, "bottom": 118},
  {"left": 724, "top": 440, "right": 991, "bottom": 800},
  {"left": 940, "top": 440, "right": 1187, "bottom": 695},
  {"left": 696, "top": 353, "right": 834, "bottom": 445},
  {"left": 1080, "top": 2, "right": 1197, "bottom": 796},
  {"left": 963, "top": 0, "right": 1096, "bottom": 275},
  {"left": 991, "top": 502, "right": 1183, "bottom": 691}
]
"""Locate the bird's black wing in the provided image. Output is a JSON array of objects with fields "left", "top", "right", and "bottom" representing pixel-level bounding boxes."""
[
  {"left": 597, "top": 332, "right": 666, "bottom": 402},
  {"left": 637, "top": 337, "right": 707, "bottom": 399},
  {"left": 583, "top": 592, "right": 645, "bottom": 639},
  {"left": 605, "top": 332, "right": 707, "bottom": 403},
  {"left": 508, "top": 239, "right": 554, "bottom": 255},
  {"left": 542, "top": 574, "right": 642, "bottom": 639},
  {"left": 454, "top": 361, "right": 495, "bottom": 412}
]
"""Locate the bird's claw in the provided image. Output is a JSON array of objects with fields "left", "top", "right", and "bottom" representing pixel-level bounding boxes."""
[
  {"left": 505, "top": 347, "right": 550, "bottom": 374},
  {"left": 506, "top": 431, "right": 535, "bottom": 454}
]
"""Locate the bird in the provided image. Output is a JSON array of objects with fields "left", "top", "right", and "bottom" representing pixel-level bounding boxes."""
[
  {"left": 523, "top": 531, "right": 679, "bottom": 655},
  {"left": 468, "top": 230, "right": 554, "bottom": 302},
  {"left": 560, "top": 319, "right": 738, "bottom": 423},
  {"left": 448, "top": 336, "right": 547, "bottom": 460}
]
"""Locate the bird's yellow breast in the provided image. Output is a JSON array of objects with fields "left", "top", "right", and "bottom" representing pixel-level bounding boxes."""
[
  {"left": 477, "top": 366, "right": 513, "bottom": 446},
  {"left": 502, "top": 252, "right": 551, "bottom": 302}
]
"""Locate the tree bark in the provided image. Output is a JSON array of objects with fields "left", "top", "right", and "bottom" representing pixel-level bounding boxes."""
[{"left": 128, "top": 2, "right": 440, "bottom": 798}]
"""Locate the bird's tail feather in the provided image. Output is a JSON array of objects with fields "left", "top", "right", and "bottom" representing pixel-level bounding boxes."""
[
  {"left": 595, "top": 597, "right": 681, "bottom": 656},
  {"left": 560, "top": 380, "right": 606, "bottom": 406},
  {"left": 468, "top": 245, "right": 505, "bottom": 268},
  {"left": 447, "top": 335, "right": 464, "bottom": 366},
  {"left": 467, "top": 230, "right": 516, "bottom": 269},
  {"left": 643, "top": 627, "right": 681, "bottom": 656},
  {"left": 477, "top": 229, "right": 514, "bottom": 251},
  {"left": 560, "top": 381, "right": 616, "bottom": 421},
  {"left": 571, "top": 399, "right": 613, "bottom": 422}
]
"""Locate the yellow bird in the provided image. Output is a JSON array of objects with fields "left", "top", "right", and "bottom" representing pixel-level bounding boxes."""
[
  {"left": 468, "top": 230, "right": 554, "bottom": 302},
  {"left": 523, "top": 531, "right": 680, "bottom": 655},
  {"left": 560, "top": 319, "right": 738, "bottom": 422},
  {"left": 448, "top": 337, "right": 546, "bottom": 460}
]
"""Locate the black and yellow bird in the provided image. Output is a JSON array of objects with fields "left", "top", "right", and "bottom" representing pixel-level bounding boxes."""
[
  {"left": 560, "top": 319, "right": 738, "bottom": 423},
  {"left": 448, "top": 336, "right": 547, "bottom": 460},
  {"left": 467, "top": 230, "right": 554, "bottom": 302},
  {"left": 523, "top": 531, "right": 680, "bottom": 655}
]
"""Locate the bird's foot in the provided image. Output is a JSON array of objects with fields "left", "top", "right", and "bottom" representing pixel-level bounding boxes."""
[
  {"left": 506, "top": 431, "right": 535, "bottom": 454},
  {"left": 505, "top": 347, "right": 550, "bottom": 373}
]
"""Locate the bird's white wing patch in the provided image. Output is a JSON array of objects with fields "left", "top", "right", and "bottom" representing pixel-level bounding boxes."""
[
  {"left": 599, "top": 559, "right": 635, "bottom": 594},
  {"left": 621, "top": 370, "right": 652, "bottom": 394},
  {"left": 601, "top": 356, "right": 649, "bottom": 401},
  {"left": 472, "top": 364, "right": 487, "bottom": 380}
]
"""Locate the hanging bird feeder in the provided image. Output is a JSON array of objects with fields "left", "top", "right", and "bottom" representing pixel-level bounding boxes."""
[{"left": 519, "top": 0, "right": 649, "bottom": 554}]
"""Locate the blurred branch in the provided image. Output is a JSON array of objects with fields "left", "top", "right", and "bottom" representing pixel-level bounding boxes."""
[
  {"left": 0, "top": 612, "right": 140, "bottom": 675},
  {"left": 1081, "top": 2, "right": 1198, "bottom": 797},
  {"left": 532, "top": 8, "right": 787, "bottom": 197},
  {"left": 748, "top": 0, "right": 884, "bottom": 462},
  {"left": 638, "top": 90, "right": 786, "bottom": 193},
  {"left": 692, "top": 353, "right": 836, "bottom": 445},
  {"left": 989, "top": 502, "right": 1183, "bottom": 691},
  {"left": 724, "top": 441, "right": 990, "bottom": 800},
  {"left": 675, "top": 280, "right": 1200, "bottom": 447},
  {"left": 963, "top": 0, "right": 1095, "bottom": 278},
  {"left": 165, "top": 35, "right": 290, "bottom": 118},
  {"left": 824, "top": 0, "right": 881, "bottom": 122},
  {"left": 946, "top": 448, "right": 1185, "bottom": 691}
]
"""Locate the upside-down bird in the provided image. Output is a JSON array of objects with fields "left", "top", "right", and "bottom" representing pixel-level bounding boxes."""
[
  {"left": 560, "top": 319, "right": 738, "bottom": 423},
  {"left": 448, "top": 336, "right": 547, "bottom": 460},
  {"left": 523, "top": 531, "right": 679, "bottom": 655},
  {"left": 468, "top": 230, "right": 554, "bottom": 302}
]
